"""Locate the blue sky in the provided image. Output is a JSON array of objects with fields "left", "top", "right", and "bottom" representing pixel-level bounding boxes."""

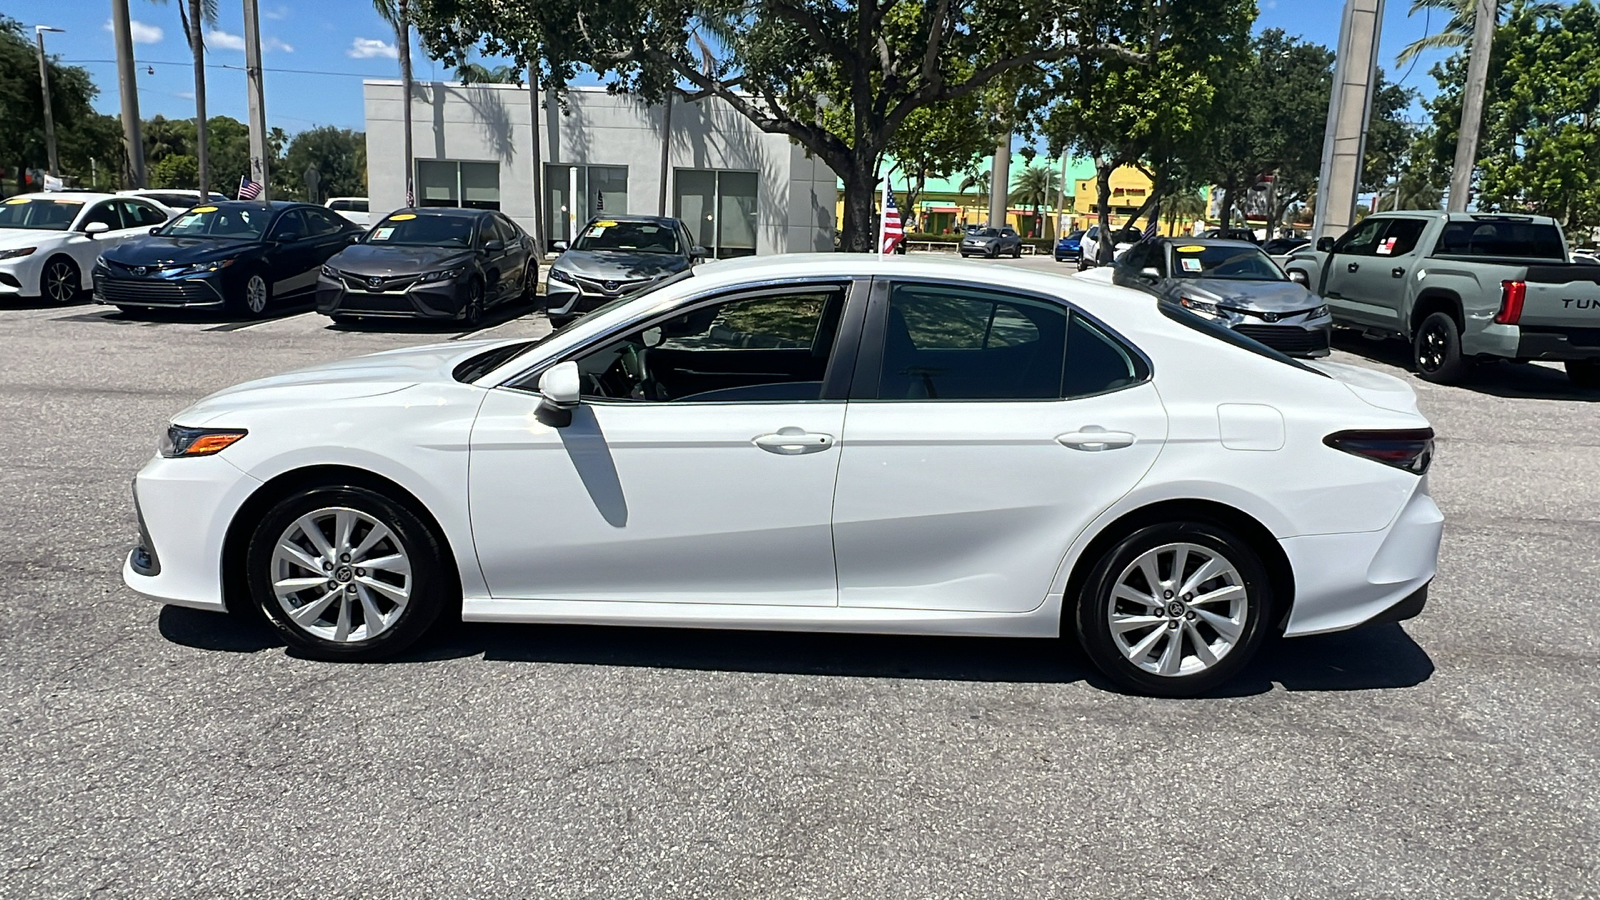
[{"left": 10, "top": 0, "right": 1457, "bottom": 134}]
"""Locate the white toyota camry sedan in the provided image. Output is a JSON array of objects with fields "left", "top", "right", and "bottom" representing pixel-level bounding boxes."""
[{"left": 125, "top": 254, "right": 1443, "bottom": 696}]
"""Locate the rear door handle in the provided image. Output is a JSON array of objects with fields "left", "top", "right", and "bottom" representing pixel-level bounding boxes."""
[
  {"left": 1057, "top": 429, "right": 1136, "bottom": 452},
  {"left": 1392, "top": 267, "right": 1406, "bottom": 278},
  {"left": 1347, "top": 262, "right": 1360, "bottom": 272},
  {"left": 753, "top": 427, "right": 835, "bottom": 455}
]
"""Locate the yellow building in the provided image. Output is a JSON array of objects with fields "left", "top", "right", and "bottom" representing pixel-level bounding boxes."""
[{"left": 1069, "top": 165, "right": 1180, "bottom": 234}]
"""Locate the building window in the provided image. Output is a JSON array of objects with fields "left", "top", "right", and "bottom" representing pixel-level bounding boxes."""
[
  {"left": 416, "top": 160, "right": 500, "bottom": 210},
  {"left": 546, "top": 164, "right": 629, "bottom": 247},
  {"left": 674, "top": 169, "right": 758, "bottom": 259}
]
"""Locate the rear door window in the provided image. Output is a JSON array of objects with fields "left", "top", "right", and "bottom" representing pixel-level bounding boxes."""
[{"left": 876, "top": 284, "right": 1066, "bottom": 400}]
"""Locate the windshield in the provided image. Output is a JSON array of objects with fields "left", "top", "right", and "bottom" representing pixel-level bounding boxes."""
[
  {"left": 157, "top": 205, "right": 271, "bottom": 240},
  {"left": 1065, "top": 230, "right": 1085, "bottom": 240},
  {"left": 0, "top": 197, "right": 83, "bottom": 230},
  {"left": 972, "top": 229, "right": 1000, "bottom": 238},
  {"left": 573, "top": 221, "right": 681, "bottom": 255},
  {"left": 366, "top": 213, "right": 474, "bottom": 247},
  {"left": 1170, "top": 244, "right": 1286, "bottom": 282},
  {"left": 330, "top": 199, "right": 368, "bottom": 212}
]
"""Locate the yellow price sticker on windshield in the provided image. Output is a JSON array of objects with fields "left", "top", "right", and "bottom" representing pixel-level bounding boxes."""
[
  {"left": 191, "top": 205, "right": 218, "bottom": 213},
  {"left": 4, "top": 197, "right": 31, "bottom": 204},
  {"left": 389, "top": 213, "right": 416, "bottom": 221},
  {"left": 1175, "top": 245, "right": 1205, "bottom": 253},
  {"left": 594, "top": 220, "right": 617, "bottom": 227}
]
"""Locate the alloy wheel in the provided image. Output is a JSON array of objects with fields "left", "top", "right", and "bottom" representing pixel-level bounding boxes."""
[
  {"left": 1417, "top": 321, "right": 1449, "bottom": 372},
  {"left": 270, "top": 507, "right": 412, "bottom": 643},
  {"left": 1106, "top": 542, "right": 1248, "bottom": 677},
  {"left": 45, "top": 260, "right": 77, "bottom": 303},
  {"left": 245, "top": 275, "right": 269, "bottom": 315}
]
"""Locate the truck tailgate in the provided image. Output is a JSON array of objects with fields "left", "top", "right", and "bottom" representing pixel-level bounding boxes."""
[{"left": 1519, "top": 265, "right": 1600, "bottom": 328}]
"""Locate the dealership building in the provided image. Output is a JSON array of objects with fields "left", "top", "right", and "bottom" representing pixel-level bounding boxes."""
[{"left": 362, "top": 81, "right": 839, "bottom": 256}]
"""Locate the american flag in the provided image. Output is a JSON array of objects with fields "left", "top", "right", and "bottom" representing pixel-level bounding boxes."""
[
  {"left": 1142, "top": 218, "right": 1158, "bottom": 241},
  {"left": 238, "top": 174, "right": 263, "bottom": 201},
  {"left": 880, "top": 185, "right": 905, "bottom": 255}
]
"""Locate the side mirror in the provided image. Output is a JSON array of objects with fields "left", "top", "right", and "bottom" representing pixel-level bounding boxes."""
[
  {"left": 346, "top": 232, "right": 361, "bottom": 244},
  {"left": 1316, "top": 236, "right": 1336, "bottom": 252},
  {"left": 551, "top": 240, "right": 569, "bottom": 253},
  {"left": 536, "top": 360, "right": 581, "bottom": 427},
  {"left": 1139, "top": 266, "right": 1161, "bottom": 282},
  {"left": 690, "top": 246, "right": 709, "bottom": 261},
  {"left": 484, "top": 239, "right": 505, "bottom": 252},
  {"left": 84, "top": 222, "right": 111, "bottom": 238},
  {"left": 275, "top": 232, "right": 301, "bottom": 244},
  {"left": 149, "top": 227, "right": 162, "bottom": 235}
]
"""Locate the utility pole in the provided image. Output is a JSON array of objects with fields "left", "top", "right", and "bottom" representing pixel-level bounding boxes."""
[
  {"left": 1448, "top": 0, "right": 1495, "bottom": 212},
  {"left": 1057, "top": 153, "right": 1068, "bottom": 239},
  {"left": 988, "top": 134, "right": 1011, "bottom": 229},
  {"left": 658, "top": 95, "right": 673, "bottom": 217},
  {"left": 110, "top": 0, "right": 145, "bottom": 188},
  {"left": 34, "top": 26, "right": 64, "bottom": 177},
  {"left": 189, "top": 0, "right": 210, "bottom": 200},
  {"left": 527, "top": 65, "right": 546, "bottom": 252},
  {"left": 1313, "top": 0, "right": 1385, "bottom": 241},
  {"left": 242, "top": 0, "right": 270, "bottom": 201}
]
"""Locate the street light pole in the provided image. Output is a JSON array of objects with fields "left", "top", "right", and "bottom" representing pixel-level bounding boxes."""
[
  {"left": 34, "top": 26, "right": 64, "bottom": 178},
  {"left": 1448, "top": 0, "right": 1495, "bottom": 212}
]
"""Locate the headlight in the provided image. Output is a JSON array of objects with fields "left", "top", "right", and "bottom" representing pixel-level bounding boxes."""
[
  {"left": 0, "top": 246, "right": 38, "bottom": 261},
  {"left": 1178, "top": 296, "right": 1222, "bottom": 317},
  {"left": 548, "top": 268, "right": 576, "bottom": 285},
  {"left": 1309, "top": 304, "right": 1330, "bottom": 319},
  {"left": 320, "top": 264, "right": 340, "bottom": 278},
  {"left": 159, "top": 425, "right": 248, "bottom": 458},
  {"left": 169, "top": 258, "right": 236, "bottom": 277},
  {"left": 418, "top": 267, "right": 465, "bottom": 283}
]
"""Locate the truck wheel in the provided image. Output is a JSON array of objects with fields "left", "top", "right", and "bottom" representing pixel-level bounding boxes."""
[
  {"left": 1566, "top": 360, "right": 1600, "bottom": 389},
  {"left": 1412, "top": 311, "right": 1472, "bottom": 385}
]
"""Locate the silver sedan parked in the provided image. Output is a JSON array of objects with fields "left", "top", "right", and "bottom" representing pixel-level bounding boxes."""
[{"left": 1112, "top": 238, "right": 1332, "bottom": 358}]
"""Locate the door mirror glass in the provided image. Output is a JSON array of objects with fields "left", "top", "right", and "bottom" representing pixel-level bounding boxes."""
[
  {"left": 484, "top": 239, "right": 505, "bottom": 252},
  {"left": 1316, "top": 236, "right": 1335, "bottom": 252},
  {"left": 275, "top": 232, "right": 301, "bottom": 244},
  {"left": 552, "top": 240, "right": 568, "bottom": 252},
  {"left": 84, "top": 221, "right": 111, "bottom": 237},
  {"left": 690, "top": 245, "right": 709, "bottom": 261},
  {"left": 537, "top": 360, "right": 582, "bottom": 425},
  {"left": 1139, "top": 266, "right": 1160, "bottom": 282}
]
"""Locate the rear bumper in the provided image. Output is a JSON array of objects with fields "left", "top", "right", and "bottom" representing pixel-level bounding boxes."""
[
  {"left": 1467, "top": 322, "right": 1600, "bottom": 361},
  {"left": 1280, "top": 485, "right": 1444, "bottom": 637}
]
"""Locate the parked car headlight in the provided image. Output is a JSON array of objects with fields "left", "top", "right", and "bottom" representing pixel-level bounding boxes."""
[
  {"left": 1309, "top": 304, "right": 1330, "bottom": 319},
  {"left": 320, "top": 264, "right": 340, "bottom": 278},
  {"left": 170, "top": 258, "right": 236, "bottom": 276},
  {"left": 548, "top": 268, "right": 577, "bottom": 285},
  {"left": 1178, "top": 296, "right": 1223, "bottom": 317},
  {"left": 0, "top": 246, "right": 38, "bottom": 261},
  {"left": 418, "top": 267, "right": 465, "bottom": 283},
  {"left": 159, "top": 425, "right": 247, "bottom": 458}
]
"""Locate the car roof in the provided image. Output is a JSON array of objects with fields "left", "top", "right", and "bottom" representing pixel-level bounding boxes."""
[
  {"left": 15, "top": 191, "right": 122, "bottom": 203},
  {"left": 585, "top": 214, "right": 682, "bottom": 226},
  {"left": 380, "top": 207, "right": 487, "bottom": 218},
  {"left": 1156, "top": 237, "right": 1261, "bottom": 249}
]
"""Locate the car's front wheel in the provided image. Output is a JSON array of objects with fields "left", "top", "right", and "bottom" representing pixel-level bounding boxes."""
[
  {"left": 41, "top": 256, "right": 80, "bottom": 304},
  {"left": 245, "top": 484, "right": 451, "bottom": 661},
  {"left": 1075, "top": 522, "right": 1272, "bottom": 697}
]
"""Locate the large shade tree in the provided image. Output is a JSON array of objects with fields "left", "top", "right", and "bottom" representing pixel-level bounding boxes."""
[
  {"left": 409, "top": 0, "right": 1202, "bottom": 251},
  {"left": 0, "top": 16, "right": 124, "bottom": 191}
]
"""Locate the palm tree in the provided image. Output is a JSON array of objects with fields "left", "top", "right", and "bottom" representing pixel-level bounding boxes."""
[
  {"left": 1163, "top": 190, "right": 1208, "bottom": 235},
  {"left": 373, "top": 0, "right": 415, "bottom": 207},
  {"left": 151, "top": 1, "right": 219, "bottom": 198},
  {"left": 1396, "top": 0, "right": 1559, "bottom": 66},
  {"left": 1009, "top": 164, "right": 1063, "bottom": 239},
  {"left": 454, "top": 61, "right": 520, "bottom": 83},
  {"left": 957, "top": 170, "right": 991, "bottom": 225}
]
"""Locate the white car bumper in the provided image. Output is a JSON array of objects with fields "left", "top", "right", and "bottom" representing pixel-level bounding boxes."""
[
  {"left": 0, "top": 255, "right": 45, "bottom": 297},
  {"left": 123, "top": 452, "right": 262, "bottom": 613}
]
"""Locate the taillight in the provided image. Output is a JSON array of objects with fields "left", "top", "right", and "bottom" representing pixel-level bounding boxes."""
[
  {"left": 1495, "top": 280, "right": 1525, "bottom": 325},
  {"left": 1324, "top": 428, "right": 1434, "bottom": 475}
]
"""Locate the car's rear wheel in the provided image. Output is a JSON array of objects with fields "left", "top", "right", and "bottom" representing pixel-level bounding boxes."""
[
  {"left": 1075, "top": 522, "right": 1272, "bottom": 697},
  {"left": 1413, "top": 311, "right": 1471, "bottom": 384},
  {"left": 1567, "top": 359, "right": 1600, "bottom": 389},
  {"left": 41, "top": 256, "right": 80, "bottom": 304},
  {"left": 245, "top": 484, "right": 450, "bottom": 661}
]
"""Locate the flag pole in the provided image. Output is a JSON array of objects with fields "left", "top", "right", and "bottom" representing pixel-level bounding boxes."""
[{"left": 877, "top": 176, "right": 888, "bottom": 257}]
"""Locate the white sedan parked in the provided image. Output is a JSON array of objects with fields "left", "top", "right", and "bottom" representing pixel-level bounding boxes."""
[
  {"left": 125, "top": 255, "right": 1443, "bottom": 696},
  {"left": 0, "top": 192, "right": 172, "bottom": 303}
]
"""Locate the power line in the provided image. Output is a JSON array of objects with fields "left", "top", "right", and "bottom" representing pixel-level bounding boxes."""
[{"left": 62, "top": 58, "right": 377, "bottom": 79}]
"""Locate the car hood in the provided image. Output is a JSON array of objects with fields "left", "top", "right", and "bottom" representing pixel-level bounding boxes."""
[
  {"left": 1172, "top": 279, "right": 1317, "bottom": 311},
  {"left": 329, "top": 244, "right": 474, "bottom": 276},
  {"left": 1057, "top": 238, "right": 1081, "bottom": 248},
  {"left": 175, "top": 339, "right": 513, "bottom": 425},
  {"left": 0, "top": 228, "right": 64, "bottom": 250},
  {"left": 102, "top": 235, "right": 258, "bottom": 266},
  {"left": 552, "top": 250, "right": 689, "bottom": 280}
]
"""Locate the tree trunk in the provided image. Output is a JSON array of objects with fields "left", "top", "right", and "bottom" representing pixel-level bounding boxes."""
[
  {"left": 1219, "top": 181, "right": 1237, "bottom": 231},
  {"left": 398, "top": 0, "right": 414, "bottom": 207},
  {"left": 1095, "top": 161, "right": 1114, "bottom": 263},
  {"left": 188, "top": 0, "right": 209, "bottom": 199},
  {"left": 838, "top": 158, "right": 879, "bottom": 253}
]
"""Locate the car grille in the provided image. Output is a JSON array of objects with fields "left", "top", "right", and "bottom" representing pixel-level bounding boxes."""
[
  {"left": 339, "top": 273, "right": 420, "bottom": 293},
  {"left": 573, "top": 275, "right": 654, "bottom": 296},
  {"left": 1235, "top": 325, "right": 1329, "bottom": 355},
  {"left": 96, "top": 277, "right": 219, "bottom": 305}
]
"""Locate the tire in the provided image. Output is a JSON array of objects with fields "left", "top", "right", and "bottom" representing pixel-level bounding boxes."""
[
  {"left": 461, "top": 279, "right": 484, "bottom": 327},
  {"left": 41, "top": 256, "right": 80, "bottom": 304},
  {"left": 1012, "top": 244, "right": 1023, "bottom": 259},
  {"left": 245, "top": 484, "right": 451, "bottom": 661},
  {"left": 1074, "top": 521, "right": 1273, "bottom": 698},
  {"left": 1412, "top": 310, "right": 1472, "bottom": 384},
  {"left": 1567, "top": 359, "right": 1600, "bottom": 389},
  {"left": 230, "top": 270, "right": 272, "bottom": 318}
]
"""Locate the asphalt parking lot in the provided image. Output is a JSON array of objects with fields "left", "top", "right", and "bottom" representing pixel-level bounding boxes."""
[{"left": 2, "top": 264, "right": 1598, "bottom": 899}]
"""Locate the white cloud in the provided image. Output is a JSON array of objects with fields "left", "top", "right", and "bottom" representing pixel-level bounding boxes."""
[
  {"left": 207, "top": 29, "right": 246, "bottom": 51},
  {"left": 207, "top": 30, "right": 292, "bottom": 52},
  {"left": 104, "top": 19, "right": 165, "bottom": 44},
  {"left": 176, "top": 91, "right": 195, "bottom": 100},
  {"left": 347, "top": 37, "right": 397, "bottom": 60},
  {"left": 264, "top": 4, "right": 290, "bottom": 20}
]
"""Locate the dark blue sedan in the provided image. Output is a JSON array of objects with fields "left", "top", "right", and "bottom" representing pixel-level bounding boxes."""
[{"left": 1054, "top": 228, "right": 1086, "bottom": 263}]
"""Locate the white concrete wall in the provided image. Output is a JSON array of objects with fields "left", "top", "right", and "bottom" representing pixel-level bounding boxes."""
[{"left": 363, "top": 81, "right": 838, "bottom": 254}]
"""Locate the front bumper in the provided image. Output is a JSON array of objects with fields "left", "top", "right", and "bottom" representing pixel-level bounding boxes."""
[
  {"left": 0, "top": 255, "right": 43, "bottom": 297},
  {"left": 1231, "top": 319, "right": 1333, "bottom": 358},
  {"left": 94, "top": 267, "right": 227, "bottom": 308},
  {"left": 316, "top": 273, "right": 468, "bottom": 319},
  {"left": 123, "top": 452, "right": 261, "bottom": 613},
  {"left": 545, "top": 276, "right": 656, "bottom": 316},
  {"left": 1280, "top": 484, "right": 1444, "bottom": 636},
  {"left": 1055, "top": 247, "right": 1081, "bottom": 261}
]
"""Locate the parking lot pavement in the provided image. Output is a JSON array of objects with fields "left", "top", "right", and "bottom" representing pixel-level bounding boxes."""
[{"left": 2, "top": 290, "right": 1598, "bottom": 899}]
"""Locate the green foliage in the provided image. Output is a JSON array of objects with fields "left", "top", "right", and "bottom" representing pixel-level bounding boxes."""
[
  {"left": 150, "top": 153, "right": 199, "bottom": 189},
  {"left": 0, "top": 16, "right": 125, "bottom": 191},
  {"left": 277, "top": 127, "right": 369, "bottom": 202}
]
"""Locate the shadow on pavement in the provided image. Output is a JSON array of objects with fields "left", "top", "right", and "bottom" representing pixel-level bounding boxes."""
[
  {"left": 1332, "top": 330, "right": 1600, "bottom": 402},
  {"left": 158, "top": 606, "right": 1434, "bottom": 695}
]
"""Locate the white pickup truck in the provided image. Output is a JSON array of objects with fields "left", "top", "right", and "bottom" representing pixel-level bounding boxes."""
[{"left": 1282, "top": 211, "right": 1600, "bottom": 386}]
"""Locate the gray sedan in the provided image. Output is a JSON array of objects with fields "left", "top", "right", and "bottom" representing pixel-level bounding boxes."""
[
  {"left": 1112, "top": 238, "right": 1332, "bottom": 358},
  {"left": 546, "top": 215, "right": 706, "bottom": 327}
]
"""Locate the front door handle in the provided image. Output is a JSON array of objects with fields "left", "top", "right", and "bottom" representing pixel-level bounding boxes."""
[
  {"left": 1057, "top": 429, "right": 1136, "bottom": 452},
  {"left": 753, "top": 427, "right": 835, "bottom": 455},
  {"left": 1347, "top": 262, "right": 1360, "bottom": 273},
  {"left": 1391, "top": 266, "right": 1406, "bottom": 278}
]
